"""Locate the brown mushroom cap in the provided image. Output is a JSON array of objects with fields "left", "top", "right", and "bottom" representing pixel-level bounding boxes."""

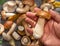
[
  {"left": 22, "top": 0, "right": 34, "bottom": 6},
  {"left": 4, "top": 21, "right": 13, "bottom": 29}
]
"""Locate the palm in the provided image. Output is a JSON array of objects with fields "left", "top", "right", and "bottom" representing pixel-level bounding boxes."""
[
  {"left": 41, "top": 10, "right": 60, "bottom": 46},
  {"left": 25, "top": 8, "right": 60, "bottom": 46}
]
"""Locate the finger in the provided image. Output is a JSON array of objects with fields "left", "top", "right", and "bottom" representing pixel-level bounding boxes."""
[
  {"left": 34, "top": 7, "right": 41, "bottom": 12},
  {"left": 26, "top": 27, "right": 33, "bottom": 35},
  {"left": 25, "top": 17, "right": 36, "bottom": 27},
  {"left": 54, "top": 22, "right": 60, "bottom": 39},
  {"left": 48, "top": 20, "right": 55, "bottom": 35},
  {"left": 49, "top": 10, "right": 60, "bottom": 22},
  {"left": 26, "top": 12, "right": 38, "bottom": 21}
]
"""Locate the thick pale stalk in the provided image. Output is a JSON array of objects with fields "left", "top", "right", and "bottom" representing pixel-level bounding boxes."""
[{"left": 33, "top": 18, "right": 45, "bottom": 39}]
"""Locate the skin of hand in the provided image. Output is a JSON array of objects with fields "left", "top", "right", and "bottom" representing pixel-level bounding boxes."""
[{"left": 25, "top": 7, "right": 60, "bottom": 46}]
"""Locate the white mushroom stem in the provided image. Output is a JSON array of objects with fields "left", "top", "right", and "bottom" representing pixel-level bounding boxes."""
[
  {"left": 33, "top": 18, "right": 45, "bottom": 39},
  {"left": 5, "top": 13, "right": 15, "bottom": 17},
  {"left": 16, "top": 5, "right": 30, "bottom": 13},
  {"left": 12, "top": 31, "right": 21, "bottom": 40},
  {"left": 1, "top": 10, "right": 15, "bottom": 18},
  {"left": 7, "top": 23, "right": 16, "bottom": 35}
]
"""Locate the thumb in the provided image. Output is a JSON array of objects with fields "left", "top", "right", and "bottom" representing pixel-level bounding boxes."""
[{"left": 49, "top": 10, "right": 60, "bottom": 23}]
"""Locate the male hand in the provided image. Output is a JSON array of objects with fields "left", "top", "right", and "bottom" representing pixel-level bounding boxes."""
[{"left": 25, "top": 7, "right": 60, "bottom": 46}]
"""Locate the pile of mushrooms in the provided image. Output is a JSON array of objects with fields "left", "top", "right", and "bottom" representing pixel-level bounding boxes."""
[{"left": 0, "top": 0, "right": 55, "bottom": 46}]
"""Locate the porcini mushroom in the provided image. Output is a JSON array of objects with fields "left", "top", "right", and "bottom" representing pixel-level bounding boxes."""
[
  {"left": 16, "top": 14, "right": 26, "bottom": 25},
  {"left": 21, "top": 36, "right": 31, "bottom": 45},
  {"left": 41, "top": 3, "right": 54, "bottom": 12},
  {"left": 35, "top": 8, "right": 51, "bottom": 19},
  {"left": 16, "top": 5, "right": 30, "bottom": 13},
  {"left": 9, "top": 38, "right": 15, "bottom": 46},
  {"left": 12, "top": 31, "right": 21, "bottom": 40},
  {"left": 18, "top": 25, "right": 24, "bottom": 31},
  {"left": 22, "top": 0, "right": 34, "bottom": 6},
  {"left": 1, "top": 10, "right": 15, "bottom": 20},
  {"left": 3, "top": 1, "right": 17, "bottom": 12}
]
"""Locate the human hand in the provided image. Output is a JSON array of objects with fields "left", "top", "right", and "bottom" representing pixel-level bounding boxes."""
[
  {"left": 40, "top": 9, "right": 60, "bottom": 46},
  {"left": 25, "top": 7, "right": 60, "bottom": 46}
]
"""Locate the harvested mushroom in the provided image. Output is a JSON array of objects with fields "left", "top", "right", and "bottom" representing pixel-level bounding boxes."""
[
  {"left": 22, "top": 0, "right": 34, "bottom": 6},
  {"left": 27, "top": 40, "right": 40, "bottom": 46},
  {"left": 15, "top": 0, "right": 22, "bottom": 5},
  {"left": 2, "top": 32, "right": 12, "bottom": 41},
  {"left": 53, "top": 1, "right": 60, "bottom": 8},
  {"left": 1, "top": 10, "right": 16, "bottom": 20},
  {"left": 18, "top": 25, "right": 24, "bottom": 31},
  {"left": 0, "top": 24, "right": 4, "bottom": 35},
  {"left": 2, "top": 23, "right": 16, "bottom": 41},
  {"left": 4, "top": 21, "right": 13, "bottom": 29},
  {"left": 18, "top": 1, "right": 23, "bottom": 8},
  {"left": 35, "top": 8, "right": 51, "bottom": 19},
  {"left": 8, "top": 14, "right": 20, "bottom": 21},
  {"left": 30, "top": 36, "right": 35, "bottom": 40},
  {"left": 3, "top": 1, "right": 17, "bottom": 12},
  {"left": 16, "top": 14, "right": 26, "bottom": 25},
  {"left": 9, "top": 38, "right": 15, "bottom": 46},
  {"left": 21, "top": 36, "right": 31, "bottom": 45},
  {"left": 41, "top": 3, "right": 54, "bottom": 12},
  {"left": 33, "top": 18, "right": 45, "bottom": 39},
  {"left": 17, "top": 30, "right": 25, "bottom": 36},
  {"left": 30, "top": 3, "right": 37, "bottom": 12},
  {"left": 16, "top": 5, "right": 30, "bottom": 13},
  {"left": 12, "top": 31, "right": 21, "bottom": 40}
]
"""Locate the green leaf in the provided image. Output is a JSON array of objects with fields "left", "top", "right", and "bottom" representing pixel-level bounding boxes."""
[{"left": 0, "top": 0, "right": 6, "bottom": 5}]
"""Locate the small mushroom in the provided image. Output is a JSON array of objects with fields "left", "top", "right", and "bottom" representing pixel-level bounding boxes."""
[
  {"left": 2, "top": 23, "right": 16, "bottom": 41},
  {"left": 17, "top": 30, "right": 25, "bottom": 36},
  {"left": 3, "top": 1, "right": 17, "bottom": 12},
  {"left": 22, "top": 0, "right": 34, "bottom": 6},
  {"left": 12, "top": 31, "right": 21, "bottom": 40},
  {"left": 41, "top": 3, "right": 54, "bottom": 12},
  {"left": 53, "top": 1, "right": 60, "bottom": 8},
  {"left": 0, "top": 24, "right": 4, "bottom": 35},
  {"left": 4, "top": 21, "right": 13, "bottom": 29},
  {"left": 9, "top": 38, "right": 15, "bottom": 46},
  {"left": 16, "top": 5, "right": 30, "bottom": 13},
  {"left": 8, "top": 14, "right": 20, "bottom": 21},
  {"left": 18, "top": 25, "right": 24, "bottom": 31},
  {"left": 21, "top": 36, "right": 31, "bottom": 45},
  {"left": 33, "top": 18, "right": 45, "bottom": 39},
  {"left": 1, "top": 10, "right": 15, "bottom": 20},
  {"left": 16, "top": 14, "right": 26, "bottom": 25},
  {"left": 30, "top": 3, "right": 37, "bottom": 12}
]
